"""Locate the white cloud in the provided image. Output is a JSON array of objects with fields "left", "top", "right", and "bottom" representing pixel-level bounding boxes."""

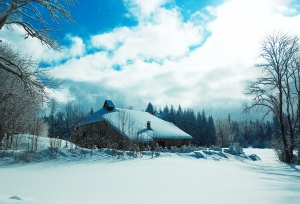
[
  {"left": 51, "top": 0, "right": 300, "bottom": 113},
  {"left": 277, "top": 5, "right": 297, "bottom": 15},
  {"left": 91, "top": 8, "right": 203, "bottom": 65},
  {"left": 67, "top": 35, "right": 85, "bottom": 57},
  {"left": 0, "top": 25, "right": 59, "bottom": 61},
  {"left": 91, "top": 28, "right": 127, "bottom": 50},
  {"left": 3, "top": 0, "right": 300, "bottom": 115},
  {"left": 124, "top": 0, "right": 171, "bottom": 17},
  {"left": 0, "top": 26, "right": 86, "bottom": 64},
  {"left": 46, "top": 87, "right": 75, "bottom": 104}
]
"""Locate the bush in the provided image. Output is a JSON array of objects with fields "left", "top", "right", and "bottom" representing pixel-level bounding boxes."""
[{"left": 170, "top": 146, "right": 179, "bottom": 153}]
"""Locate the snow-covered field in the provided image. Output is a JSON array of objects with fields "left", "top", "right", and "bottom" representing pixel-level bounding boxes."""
[{"left": 0, "top": 136, "right": 299, "bottom": 204}]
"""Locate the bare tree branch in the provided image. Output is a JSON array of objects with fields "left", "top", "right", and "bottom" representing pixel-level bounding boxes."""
[
  {"left": 0, "top": 0, "right": 77, "bottom": 50},
  {"left": 243, "top": 31, "right": 300, "bottom": 163}
]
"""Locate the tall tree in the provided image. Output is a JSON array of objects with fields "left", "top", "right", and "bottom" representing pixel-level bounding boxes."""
[
  {"left": 0, "top": 0, "right": 76, "bottom": 141},
  {"left": 169, "top": 105, "right": 176, "bottom": 124},
  {"left": 48, "top": 98, "right": 58, "bottom": 138},
  {"left": 162, "top": 105, "right": 170, "bottom": 122},
  {"left": 174, "top": 105, "right": 183, "bottom": 129},
  {"left": 208, "top": 116, "right": 217, "bottom": 146},
  {"left": 243, "top": 31, "right": 300, "bottom": 163},
  {"left": 145, "top": 102, "right": 155, "bottom": 115}
]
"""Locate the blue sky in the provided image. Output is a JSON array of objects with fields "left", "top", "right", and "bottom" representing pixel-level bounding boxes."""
[
  {"left": 1, "top": 0, "right": 300, "bottom": 118},
  {"left": 61, "top": 0, "right": 222, "bottom": 38}
]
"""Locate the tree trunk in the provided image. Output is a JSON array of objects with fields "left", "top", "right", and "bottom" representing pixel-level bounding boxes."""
[
  {"left": 0, "top": 13, "right": 9, "bottom": 30},
  {"left": 298, "top": 92, "right": 300, "bottom": 160},
  {"left": 0, "top": 2, "right": 15, "bottom": 30},
  {"left": 287, "top": 114, "right": 295, "bottom": 161},
  {"left": 279, "top": 80, "right": 290, "bottom": 163},
  {"left": 0, "top": 126, "right": 4, "bottom": 150}
]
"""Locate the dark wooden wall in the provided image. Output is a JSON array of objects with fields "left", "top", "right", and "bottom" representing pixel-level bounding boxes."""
[{"left": 75, "top": 121, "right": 191, "bottom": 150}]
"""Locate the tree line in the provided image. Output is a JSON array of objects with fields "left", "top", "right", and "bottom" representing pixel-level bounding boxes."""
[
  {"left": 145, "top": 102, "right": 275, "bottom": 149},
  {"left": 145, "top": 103, "right": 217, "bottom": 147}
]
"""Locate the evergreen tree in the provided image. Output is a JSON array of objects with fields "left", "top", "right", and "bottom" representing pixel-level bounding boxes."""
[
  {"left": 169, "top": 105, "right": 176, "bottom": 124},
  {"left": 162, "top": 105, "right": 170, "bottom": 122},
  {"left": 175, "top": 105, "right": 183, "bottom": 129},
  {"left": 248, "top": 120, "right": 256, "bottom": 145},
  {"left": 265, "top": 121, "right": 273, "bottom": 141},
  {"left": 241, "top": 120, "right": 249, "bottom": 147},
  {"left": 196, "top": 111, "right": 202, "bottom": 145},
  {"left": 208, "top": 116, "right": 217, "bottom": 146},
  {"left": 145, "top": 102, "right": 155, "bottom": 115},
  {"left": 198, "top": 110, "right": 208, "bottom": 146},
  {"left": 181, "top": 109, "right": 189, "bottom": 132},
  {"left": 156, "top": 108, "right": 163, "bottom": 119},
  {"left": 90, "top": 107, "right": 94, "bottom": 115},
  {"left": 232, "top": 121, "right": 243, "bottom": 144},
  {"left": 185, "top": 109, "right": 197, "bottom": 144},
  {"left": 253, "top": 119, "right": 265, "bottom": 148}
]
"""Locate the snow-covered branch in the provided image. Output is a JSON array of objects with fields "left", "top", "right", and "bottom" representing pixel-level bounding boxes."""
[{"left": 0, "top": 0, "right": 77, "bottom": 50}]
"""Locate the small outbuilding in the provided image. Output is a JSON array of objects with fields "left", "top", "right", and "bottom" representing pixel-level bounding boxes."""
[{"left": 75, "top": 100, "right": 192, "bottom": 149}]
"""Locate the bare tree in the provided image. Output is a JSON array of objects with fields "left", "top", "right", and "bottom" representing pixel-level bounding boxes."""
[
  {"left": 0, "top": 42, "right": 59, "bottom": 97},
  {"left": 215, "top": 118, "right": 231, "bottom": 147},
  {"left": 0, "top": 0, "right": 74, "bottom": 98},
  {"left": 48, "top": 98, "right": 58, "bottom": 138},
  {"left": 0, "top": 0, "right": 76, "bottom": 50},
  {"left": 243, "top": 31, "right": 300, "bottom": 163},
  {"left": 0, "top": 63, "right": 46, "bottom": 149},
  {"left": 0, "top": 0, "right": 77, "bottom": 156}
]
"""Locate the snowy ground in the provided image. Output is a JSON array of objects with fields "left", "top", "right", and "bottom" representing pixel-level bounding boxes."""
[{"left": 0, "top": 137, "right": 299, "bottom": 204}]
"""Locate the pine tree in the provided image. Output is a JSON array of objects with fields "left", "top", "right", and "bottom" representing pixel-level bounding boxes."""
[
  {"left": 202, "top": 110, "right": 209, "bottom": 146},
  {"left": 90, "top": 107, "right": 94, "bottom": 115},
  {"left": 208, "top": 116, "right": 217, "bottom": 146},
  {"left": 162, "top": 105, "right": 170, "bottom": 122},
  {"left": 145, "top": 102, "right": 155, "bottom": 115},
  {"left": 241, "top": 120, "right": 250, "bottom": 147},
  {"left": 157, "top": 108, "right": 163, "bottom": 119},
  {"left": 185, "top": 109, "right": 197, "bottom": 144},
  {"left": 265, "top": 121, "right": 273, "bottom": 141},
  {"left": 175, "top": 105, "right": 183, "bottom": 129},
  {"left": 169, "top": 105, "right": 176, "bottom": 124},
  {"left": 248, "top": 120, "right": 256, "bottom": 145}
]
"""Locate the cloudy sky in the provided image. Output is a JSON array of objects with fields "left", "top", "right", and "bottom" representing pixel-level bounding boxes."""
[{"left": 1, "top": 0, "right": 300, "bottom": 118}]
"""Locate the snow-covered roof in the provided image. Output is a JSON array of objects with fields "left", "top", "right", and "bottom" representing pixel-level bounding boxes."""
[{"left": 78, "top": 107, "right": 192, "bottom": 142}]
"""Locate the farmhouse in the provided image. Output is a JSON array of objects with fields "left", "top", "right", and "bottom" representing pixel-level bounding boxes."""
[{"left": 75, "top": 100, "right": 192, "bottom": 149}]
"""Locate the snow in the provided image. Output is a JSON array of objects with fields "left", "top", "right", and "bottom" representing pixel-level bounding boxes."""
[
  {"left": 78, "top": 107, "right": 192, "bottom": 141},
  {"left": 0, "top": 136, "right": 300, "bottom": 204}
]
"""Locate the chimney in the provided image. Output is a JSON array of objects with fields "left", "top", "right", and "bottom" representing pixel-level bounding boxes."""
[{"left": 147, "top": 121, "right": 151, "bottom": 130}]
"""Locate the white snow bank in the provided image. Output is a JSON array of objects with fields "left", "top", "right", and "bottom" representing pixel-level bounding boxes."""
[{"left": 1, "top": 136, "right": 300, "bottom": 204}]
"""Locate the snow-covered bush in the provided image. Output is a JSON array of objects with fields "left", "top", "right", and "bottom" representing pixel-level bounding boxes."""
[
  {"left": 209, "top": 145, "right": 222, "bottom": 152},
  {"left": 163, "top": 147, "right": 169, "bottom": 152},
  {"left": 181, "top": 145, "right": 188, "bottom": 153},
  {"left": 170, "top": 146, "right": 179, "bottom": 153},
  {"left": 225, "top": 143, "right": 244, "bottom": 155},
  {"left": 154, "top": 143, "right": 162, "bottom": 157},
  {"left": 248, "top": 154, "right": 261, "bottom": 161},
  {"left": 187, "top": 144, "right": 198, "bottom": 152}
]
